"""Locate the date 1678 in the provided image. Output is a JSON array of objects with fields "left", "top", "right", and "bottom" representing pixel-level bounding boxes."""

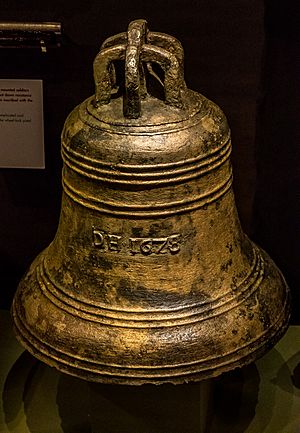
[{"left": 92, "top": 229, "right": 181, "bottom": 256}]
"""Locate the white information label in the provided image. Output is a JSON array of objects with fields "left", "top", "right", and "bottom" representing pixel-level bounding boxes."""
[{"left": 0, "top": 79, "right": 44, "bottom": 168}]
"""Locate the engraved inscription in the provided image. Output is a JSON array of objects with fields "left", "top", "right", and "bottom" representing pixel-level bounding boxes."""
[
  {"left": 130, "top": 234, "right": 181, "bottom": 255},
  {"left": 93, "top": 230, "right": 121, "bottom": 252},
  {"left": 92, "top": 229, "right": 181, "bottom": 255}
]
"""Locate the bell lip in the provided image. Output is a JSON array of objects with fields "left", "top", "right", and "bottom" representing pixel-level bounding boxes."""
[
  {"left": 11, "top": 287, "right": 291, "bottom": 386},
  {"left": 11, "top": 228, "right": 291, "bottom": 385}
]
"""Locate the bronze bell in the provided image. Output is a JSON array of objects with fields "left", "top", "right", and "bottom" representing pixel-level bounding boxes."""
[{"left": 12, "top": 20, "right": 290, "bottom": 385}]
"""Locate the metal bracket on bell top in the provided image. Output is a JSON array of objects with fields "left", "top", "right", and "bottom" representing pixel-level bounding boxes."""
[{"left": 93, "top": 19, "right": 187, "bottom": 119}]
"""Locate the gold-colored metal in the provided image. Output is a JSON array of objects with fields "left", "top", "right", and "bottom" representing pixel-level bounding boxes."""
[{"left": 12, "top": 19, "right": 290, "bottom": 385}]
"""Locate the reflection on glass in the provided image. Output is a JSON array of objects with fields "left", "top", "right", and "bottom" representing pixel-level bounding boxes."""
[{"left": 3, "top": 351, "right": 263, "bottom": 433}]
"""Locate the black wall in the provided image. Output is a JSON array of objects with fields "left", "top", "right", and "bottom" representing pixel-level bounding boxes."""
[
  {"left": 0, "top": 1, "right": 298, "bottom": 322},
  {"left": 253, "top": 0, "right": 300, "bottom": 322}
]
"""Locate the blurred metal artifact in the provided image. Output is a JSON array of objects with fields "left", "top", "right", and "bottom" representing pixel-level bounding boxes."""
[
  {"left": 0, "top": 21, "right": 61, "bottom": 51},
  {"left": 12, "top": 19, "right": 290, "bottom": 385}
]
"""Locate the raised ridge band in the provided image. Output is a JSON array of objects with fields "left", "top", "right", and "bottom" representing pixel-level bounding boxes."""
[
  {"left": 61, "top": 135, "right": 231, "bottom": 185},
  {"left": 38, "top": 244, "right": 263, "bottom": 328},
  {"left": 12, "top": 294, "right": 290, "bottom": 383},
  {"left": 62, "top": 170, "right": 233, "bottom": 217}
]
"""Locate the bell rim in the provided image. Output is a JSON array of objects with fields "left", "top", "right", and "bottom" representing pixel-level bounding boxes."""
[{"left": 12, "top": 293, "right": 290, "bottom": 385}]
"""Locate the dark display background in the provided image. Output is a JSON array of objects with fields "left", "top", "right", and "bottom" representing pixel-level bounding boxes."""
[{"left": 0, "top": 0, "right": 299, "bottom": 322}]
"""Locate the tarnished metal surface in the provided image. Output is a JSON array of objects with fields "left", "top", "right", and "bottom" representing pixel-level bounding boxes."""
[{"left": 12, "top": 19, "right": 290, "bottom": 385}]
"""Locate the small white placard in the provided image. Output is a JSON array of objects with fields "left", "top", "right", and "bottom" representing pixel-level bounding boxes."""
[{"left": 0, "top": 79, "right": 44, "bottom": 168}]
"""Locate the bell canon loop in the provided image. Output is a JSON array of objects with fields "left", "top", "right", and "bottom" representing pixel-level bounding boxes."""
[{"left": 12, "top": 19, "right": 290, "bottom": 385}]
